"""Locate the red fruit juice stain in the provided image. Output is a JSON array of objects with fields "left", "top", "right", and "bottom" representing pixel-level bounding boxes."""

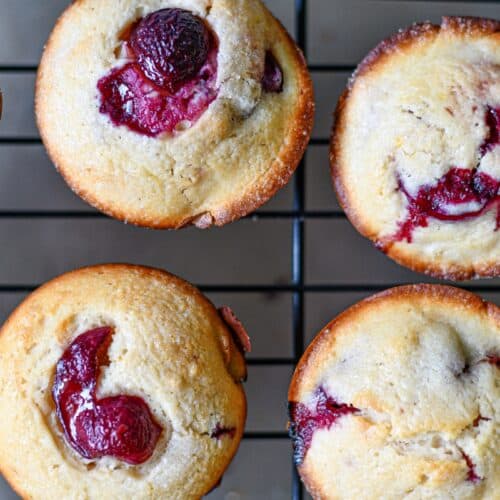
[
  {"left": 211, "top": 423, "right": 236, "bottom": 440},
  {"left": 460, "top": 450, "right": 482, "bottom": 483},
  {"left": 484, "top": 354, "right": 500, "bottom": 367},
  {"left": 288, "top": 387, "right": 359, "bottom": 465},
  {"left": 393, "top": 107, "right": 500, "bottom": 242}
]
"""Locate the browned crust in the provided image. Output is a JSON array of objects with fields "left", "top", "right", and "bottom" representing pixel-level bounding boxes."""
[
  {"left": 351, "top": 16, "right": 499, "bottom": 86},
  {"left": 202, "top": 388, "right": 247, "bottom": 498},
  {"left": 381, "top": 245, "right": 500, "bottom": 282},
  {"left": 330, "top": 16, "right": 500, "bottom": 281},
  {"left": 0, "top": 263, "right": 248, "bottom": 499},
  {"left": 36, "top": 2, "right": 314, "bottom": 230},
  {"left": 352, "top": 21, "right": 440, "bottom": 84},
  {"left": 0, "top": 263, "right": 246, "bottom": 368},
  {"left": 288, "top": 283, "right": 500, "bottom": 496}
]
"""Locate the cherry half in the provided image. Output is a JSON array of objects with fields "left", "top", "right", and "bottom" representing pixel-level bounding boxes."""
[
  {"left": 392, "top": 106, "right": 500, "bottom": 243},
  {"left": 98, "top": 8, "right": 218, "bottom": 137},
  {"left": 129, "top": 9, "right": 210, "bottom": 93},
  {"left": 288, "top": 387, "right": 359, "bottom": 465},
  {"left": 97, "top": 9, "right": 285, "bottom": 136},
  {"left": 52, "top": 327, "right": 162, "bottom": 465}
]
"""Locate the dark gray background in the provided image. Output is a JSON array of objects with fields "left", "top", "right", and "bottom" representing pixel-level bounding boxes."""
[{"left": 0, "top": 0, "right": 498, "bottom": 498}]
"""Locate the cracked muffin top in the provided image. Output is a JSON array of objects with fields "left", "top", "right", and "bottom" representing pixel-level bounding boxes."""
[
  {"left": 36, "top": 0, "right": 313, "bottom": 229},
  {"left": 289, "top": 285, "right": 499, "bottom": 500},
  {"left": 0, "top": 264, "right": 248, "bottom": 499},
  {"left": 331, "top": 17, "right": 499, "bottom": 280}
]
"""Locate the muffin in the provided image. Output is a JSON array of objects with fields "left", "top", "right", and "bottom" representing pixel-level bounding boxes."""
[
  {"left": 0, "top": 264, "right": 249, "bottom": 499},
  {"left": 288, "top": 284, "right": 499, "bottom": 499},
  {"left": 36, "top": 0, "right": 314, "bottom": 229},
  {"left": 331, "top": 17, "right": 499, "bottom": 280}
]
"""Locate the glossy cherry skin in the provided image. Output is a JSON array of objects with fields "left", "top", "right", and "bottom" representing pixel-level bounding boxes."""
[
  {"left": 129, "top": 8, "right": 210, "bottom": 93},
  {"left": 98, "top": 9, "right": 286, "bottom": 136}
]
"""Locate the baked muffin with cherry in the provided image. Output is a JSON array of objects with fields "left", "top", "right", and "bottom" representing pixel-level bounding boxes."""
[
  {"left": 289, "top": 284, "right": 499, "bottom": 499},
  {"left": 36, "top": 0, "right": 314, "bottom": 228},
  {"left": 0, "top": 264, "right": 250, "bottom": 499},
  {"left": 331, "top": 17, "right": 499, "bottom": 279}
]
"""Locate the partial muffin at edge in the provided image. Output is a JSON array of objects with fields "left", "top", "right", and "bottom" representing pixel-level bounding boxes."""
[
  {"left": 0, "top": 264, "right": 248, "bottom": 499},
  {"left": 331, "top": 17, "right": 500, "bottom": 280},
  {"left": 289, "top": 284, "right": 499, "bottom": 499}
]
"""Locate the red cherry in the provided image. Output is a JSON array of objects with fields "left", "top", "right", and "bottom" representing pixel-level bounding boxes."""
[
  {"left": 97, "top": 9, "right": 218, "bottom": 137},
  {"left": 52, "top": 327, "right": 162, "bottom": 465},
  {"left": 129, "top": 8, "right": 210, "bottom": 93}
]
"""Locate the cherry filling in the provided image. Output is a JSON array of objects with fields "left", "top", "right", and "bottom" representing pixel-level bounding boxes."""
[
  {"left": 52, "top": 327, "right": 162, "bottom": 465},
  {"left": 98, "top": 8, "right": 218, "bottom": 137},
  {"left": 393, "top": 106, "right": 500, "bottom": 243},
  {"left": 394, "top": 168, "right": 499, "bottom": 242},
  {"left": 288, "top": 387, "right": 359, "bottom": 465}
]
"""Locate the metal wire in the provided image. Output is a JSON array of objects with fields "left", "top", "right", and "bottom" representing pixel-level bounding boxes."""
[
  {"left": 0, "top": 283, "right": 497, "bottom": 294},
  {"left": 292, "top": 0, "right": 307, "bottom": 497}
]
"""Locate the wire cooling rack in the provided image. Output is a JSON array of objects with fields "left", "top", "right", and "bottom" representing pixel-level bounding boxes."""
[{"left": 0, "top": 1, "right": 499, "bottom": 499}]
